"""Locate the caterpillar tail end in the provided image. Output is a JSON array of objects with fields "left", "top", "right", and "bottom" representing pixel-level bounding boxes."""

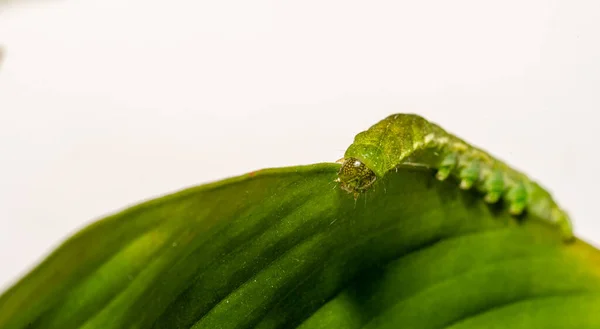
[
  {"left": 553, "top": 208, "right": 575, "bottom": 243},
  {"left": 561, "top": 228, "right": 575, "bottom": 243}
]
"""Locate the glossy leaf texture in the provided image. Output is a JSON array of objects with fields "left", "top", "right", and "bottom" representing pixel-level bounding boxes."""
[{"left": 1, "top": 163, "right": 600, "bottom": 329}]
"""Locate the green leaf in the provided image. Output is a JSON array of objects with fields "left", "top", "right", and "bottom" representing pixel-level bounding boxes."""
[{"left": 1, "top": 129, "right": 600, "bottom": 329}]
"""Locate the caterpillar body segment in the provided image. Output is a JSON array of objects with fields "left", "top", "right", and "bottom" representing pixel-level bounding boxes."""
[{"left": 336, "top": 113, "right": 574, "bottom": 242}]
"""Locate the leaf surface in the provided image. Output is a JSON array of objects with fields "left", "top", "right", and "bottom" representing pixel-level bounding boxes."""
[{"left": 1, "top": 157, "right": 599, "bottom": 329}]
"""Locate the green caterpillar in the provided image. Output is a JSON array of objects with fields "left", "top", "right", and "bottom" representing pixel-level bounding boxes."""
[{"left": 336, "top": 113, "right": 574, "bottom": 242}]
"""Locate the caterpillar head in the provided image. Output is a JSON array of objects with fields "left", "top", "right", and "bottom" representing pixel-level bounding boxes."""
[{"left": 335, "top": 157, "right": 377, "bottom": 199}]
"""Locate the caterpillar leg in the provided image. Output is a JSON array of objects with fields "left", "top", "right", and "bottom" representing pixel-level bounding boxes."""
[
  {"left": 436, "top": 153, "right": 458, "bottom": 181},
  {"left": 459, "top": 161, "right": 480, "bottom": 190},
  {"left": 506, "top": 183, "right": 528, "bottom": 215},
  {"left": 484, "top": 171, "right": 504, "bottom": 204}
]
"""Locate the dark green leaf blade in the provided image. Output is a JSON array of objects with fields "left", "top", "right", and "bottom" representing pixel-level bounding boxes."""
[{"left": 1, "top": 163, "right": 599, "bottom": 329}]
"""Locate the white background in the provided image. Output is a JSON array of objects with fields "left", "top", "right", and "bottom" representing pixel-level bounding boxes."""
[{"left": 1, "top": 0, "right": 599, "bottom": 291}]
